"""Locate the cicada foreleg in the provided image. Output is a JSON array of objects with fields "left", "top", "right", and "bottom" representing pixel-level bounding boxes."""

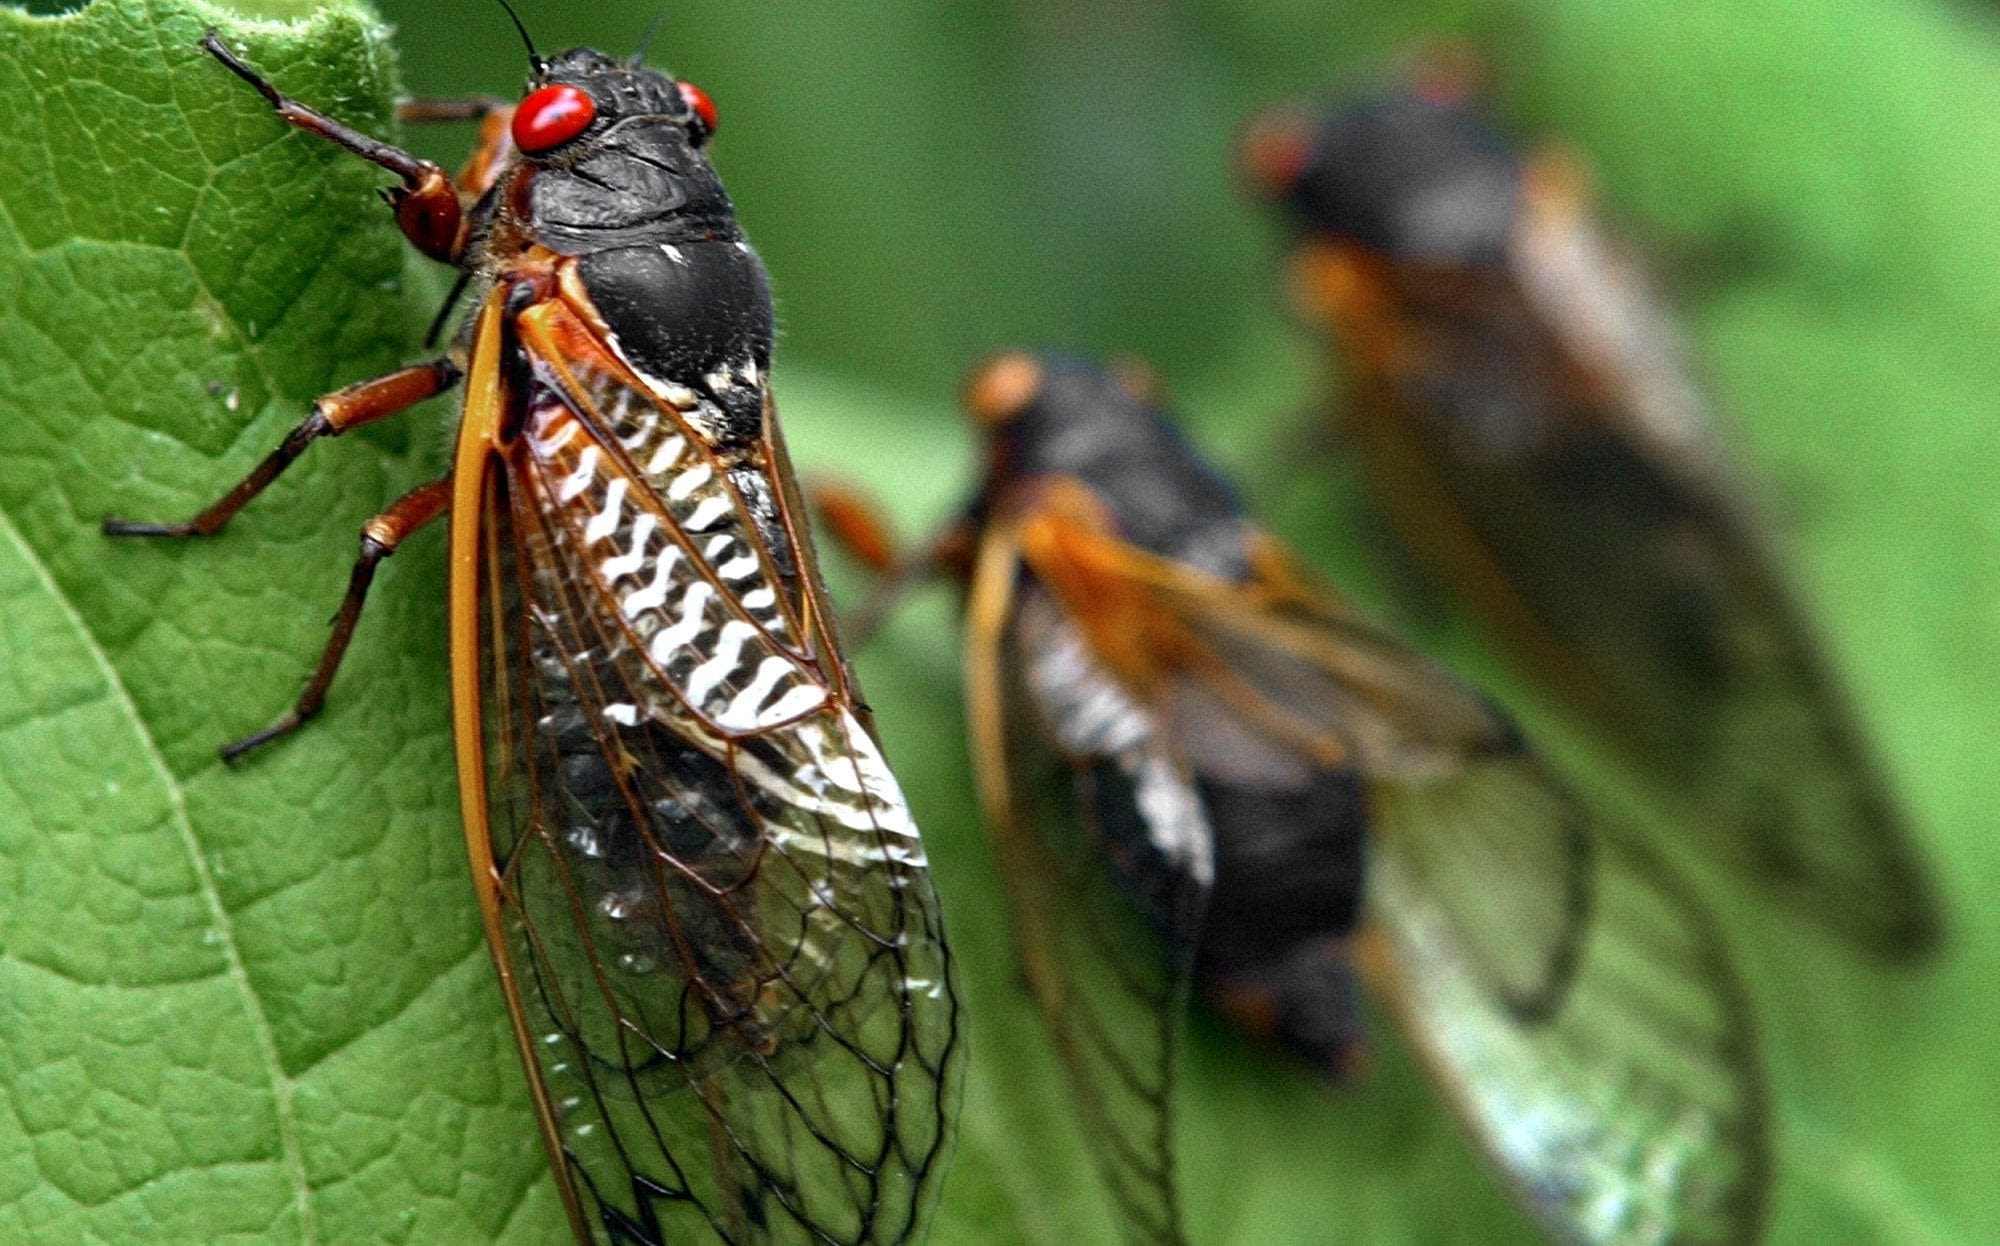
[
  {"left": 396, "top": 94, "right": 518, "bottom": 348},
  {"left": 396, "top": 95, "right": 518, "bottom": 204},
  {"left": 103, "top": 359, "right": 460, "bottom": 538},
  {"left": 809, "top": 479, "right": 975, "bottom": 648},
  {"left": 394, "top": 96, "right": 509, "bottom": 124},
  {"left": 201, "top": 30, "right": 468, "bottom": 263},
  {"left": 219, "top": 477, "right": 452, "bottom": 763}
]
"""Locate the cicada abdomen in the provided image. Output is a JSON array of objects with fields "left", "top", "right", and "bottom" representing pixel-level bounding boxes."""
[
  {"left": 107, "top": 23, "right": 960, "bottom": 1246},
  {"left": 832, "top": 353, "right": 1768, "bottom": 1245},
  {"left": 1242, "top": 70, "right": 1942, "bottom": 961}
]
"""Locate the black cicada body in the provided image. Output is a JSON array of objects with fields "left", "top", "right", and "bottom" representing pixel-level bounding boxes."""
[
  {"left": 1241, "top": 72, "right": 1942, "bottom": 961},
  {"left": 828, "top": 354, "right": 1769, "bottom": 1245},
  {"left": 103, "top": 26, "right": 961, "bottom": 1246}
]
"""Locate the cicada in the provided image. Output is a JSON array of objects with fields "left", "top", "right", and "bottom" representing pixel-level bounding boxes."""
[
  {"left": 1240, "top": 67, "right": 1942, "bottom": 960},
  {"left": 102, "top": 20, "right": 961, "bottom": 1245},
  {"left": 823, "top": 354, "right": 1768, "bottom": 1245}
]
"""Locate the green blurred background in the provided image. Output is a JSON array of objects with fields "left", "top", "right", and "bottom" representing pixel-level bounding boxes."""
[
  {"left": 5, "top": 0, "right": 1998, "bottom": 1241},
  {"left": 382, "top": 2, "right": 2000, "bottom": 1242}
]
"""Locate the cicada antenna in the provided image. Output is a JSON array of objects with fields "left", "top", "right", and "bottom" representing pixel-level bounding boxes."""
[
  {"left": 631, "top": 5, "right": 672, "bottom": 68},
  {"left": 493, "top": 0, "right": 545, "bottom": 73}
]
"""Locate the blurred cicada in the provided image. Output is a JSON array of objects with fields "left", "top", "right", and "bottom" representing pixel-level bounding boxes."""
[
  {"left": 822, "top": 354, "right": 1769, "bottom": 1245},
  {"left": 1240, "top": 67, "right": 1942, "bottom": 960},
  {"left": 103, "top": 22, "right": 961, "bottom": 1245}
]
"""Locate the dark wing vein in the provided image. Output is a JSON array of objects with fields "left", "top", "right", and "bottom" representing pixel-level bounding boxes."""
[
  {"left": 476, "top": 347, "right": 960, "bottom": 1245},
  {"left": 1359, "top": 231, "right": 1939, "bottom": 957},
  {"left": 1118, "top": 540, "right": 1769, "bottom": 1245},
  {"left": 967, "top": 529, "right": 1207, "bottom": 1246}
]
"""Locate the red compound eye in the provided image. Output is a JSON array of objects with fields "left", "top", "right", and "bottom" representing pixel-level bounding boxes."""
[
  {"left": 1238, "top": 107, "right": 1315, "bottom": 198},
  {"left": 678, "top": 81, "right": 718, "bottom": 139},
  {"left": 511, "top": 83, "right": 597, "bottom": 153}
]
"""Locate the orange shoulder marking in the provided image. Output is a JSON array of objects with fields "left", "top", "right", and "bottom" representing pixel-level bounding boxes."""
[
  {"left": 445, "top": 291, "right": 596, "bottom": 1245},
  {"left": 517, "top": 289, "right": 632, "bottom": 383},
  {"left": 1289, "top": 240, "right": 1408, "bottom": 373},
  {"left": 1011, "top": 479, "right": 1190, "bottom": 696}
]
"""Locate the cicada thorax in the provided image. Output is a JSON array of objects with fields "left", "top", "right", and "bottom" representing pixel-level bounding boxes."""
[{"left": 983, "top": 360, "right": 1379, "bottom": 1073}]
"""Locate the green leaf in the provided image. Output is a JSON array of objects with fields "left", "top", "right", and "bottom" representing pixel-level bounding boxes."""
[
  {"left": 0, "top": 1, "right": 558, "bottom": 1240},
  {"left": 5, "top": 1, "right": 1997, "bottom": 1244}
]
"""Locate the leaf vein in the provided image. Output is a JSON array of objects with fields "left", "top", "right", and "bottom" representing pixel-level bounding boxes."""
[{"left": 0, "top": 507, "right": 321, "bottom": 1246}]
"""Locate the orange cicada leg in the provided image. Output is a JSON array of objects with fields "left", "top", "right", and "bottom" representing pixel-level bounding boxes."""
[
  {"left": 394, "top": 96, "right": 519, "bottom": 201},
  {"left": 218, "top": 477, "right": 453, "bottom": 763},
  {"left": 394, "top": 95, "right": 509, "bottom": 124},
  {"left": 103, "top": 359, "right": 459, "bottom": 539},
  {"left": 393, "top": 96, "right": 521, "bottom": 349},
  {"left": 103, "top": 355, "right": 460, "bottom": 762},
  {"left": 810, "top": 478, "right": 903, "bottom": 577},
  {"left": 202, "top": 31, "right": 466, "bottom": 263},
  {"left": 809, "top": 478, "right": 977, "bottom": 648}
]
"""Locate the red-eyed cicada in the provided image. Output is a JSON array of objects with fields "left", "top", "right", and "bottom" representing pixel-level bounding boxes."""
[
  {"left": 821, "top": 354, "right": 1769, "bottom": 1246},
  {"left": 101, "top": 21, "right": 961, "bottom": 1245},
  {"left": 1240, "top": 68, "right": 1942, "bottom": 961}
]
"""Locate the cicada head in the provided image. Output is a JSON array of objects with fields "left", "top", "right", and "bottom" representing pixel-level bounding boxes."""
[
  {"left": 1241, "top": 89, "right": 1520, "bottom": 264},
  {"left": 961, "top": 353, "right": 1252, "bottom": 580},
  {"left": 502, "top": 47, "right": 737, "bottom": 247},
  {"left": 517, "top": 48, "right": 717, "bottom": 153},
  {"left": 964, "top": 353, "right": 1182, "bottom": 485}
]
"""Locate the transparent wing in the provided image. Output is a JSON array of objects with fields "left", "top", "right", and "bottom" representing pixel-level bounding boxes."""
[
  {"left": 1369, "top": 819, "right": 1768, "bottom": 1245},
  {"left": 1310, "top": 210, "right": 1941, "bottom": 958},
  {"left": 470, "top": 310, "right": 960, "bottom": 1245},
  {"left": 1053, "top": 526, "right": 1769, "bottom": 1245},
  {"left": 963, "top": 524, "right": 1208, "bottom": 1246}
]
